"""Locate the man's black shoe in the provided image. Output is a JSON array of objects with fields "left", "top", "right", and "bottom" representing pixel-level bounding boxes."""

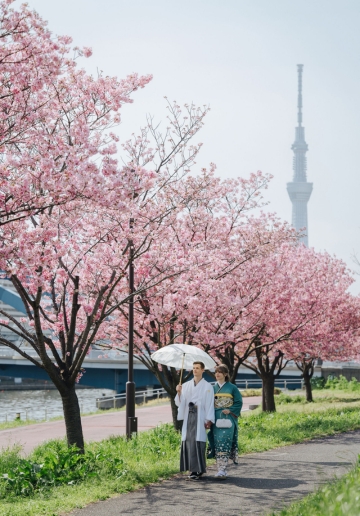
[{"left": 188, "top": 471, "right": 202, "bottom": 480}]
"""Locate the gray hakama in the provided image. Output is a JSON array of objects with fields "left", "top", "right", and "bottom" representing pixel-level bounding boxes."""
[{"left": 180, "top": 404, "right": 206, "bottom": 473}]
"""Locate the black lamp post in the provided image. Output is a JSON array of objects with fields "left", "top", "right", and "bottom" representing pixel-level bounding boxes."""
[{"left": 126, "top": 216, "right": 138, "bottom": 438}]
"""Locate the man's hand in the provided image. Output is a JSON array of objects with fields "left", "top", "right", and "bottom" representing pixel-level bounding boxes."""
[
  {"left": 204, "top": 421, "right": 212, "bottom": 429},
  {"left": 176, "top": 384, "right": 182, "bottom": 395}
]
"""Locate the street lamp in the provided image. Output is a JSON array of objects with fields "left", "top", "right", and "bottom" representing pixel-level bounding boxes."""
[{"left": 126, "top": 218, "right": 138, "bottom": 438}]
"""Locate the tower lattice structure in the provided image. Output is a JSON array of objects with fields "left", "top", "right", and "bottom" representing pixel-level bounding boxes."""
[{"left": 286, "top": 64, "right": 313, "bottom": 246}]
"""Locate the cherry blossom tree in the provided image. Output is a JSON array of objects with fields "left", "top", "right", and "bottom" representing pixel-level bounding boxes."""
[
  {"left": 0, "top": 193, "right": 175, "bottom": 449},
  {"left": 185, "top": 225, "right": 297, "bottom": 379},
  {"left": 0, "top": 96, "right": 212, "bottom": 449},
  {"left": 149, "top": 239, "right": 359, "bottom": 414},
  {"left": 110, "top": 173, "right": 294, "bottom": 427},
  {"left": 289, "top": 291, "right": 360, "bottom": 402},
  {"left": 0, "top": 0, "right": 151, "bottom": 230},
  {"left": 237, "top": 245, "right": 359, "bottom": 411}
]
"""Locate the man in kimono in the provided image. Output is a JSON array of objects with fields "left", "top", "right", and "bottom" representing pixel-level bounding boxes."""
[{"left": 175, "top": 361, "right": 215, "bottom": 480}]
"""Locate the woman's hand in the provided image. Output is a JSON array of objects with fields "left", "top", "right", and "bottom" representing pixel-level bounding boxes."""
[{"left": 222, "top": 409, "right": 230, "bottom": 415}]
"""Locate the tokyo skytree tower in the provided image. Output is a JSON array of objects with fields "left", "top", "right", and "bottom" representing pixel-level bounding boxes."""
[{"left": 286, "top": 64, "right": 313, "bottom": 247}]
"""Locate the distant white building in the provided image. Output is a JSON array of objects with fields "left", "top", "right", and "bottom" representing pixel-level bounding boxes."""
[{"left": 287, "top": 64, "right": 313, "bottom": 246}]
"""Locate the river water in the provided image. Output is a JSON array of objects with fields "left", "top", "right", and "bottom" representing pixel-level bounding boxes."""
[{"left": 0, "top": 388, "right": 116, "bottom": 423}]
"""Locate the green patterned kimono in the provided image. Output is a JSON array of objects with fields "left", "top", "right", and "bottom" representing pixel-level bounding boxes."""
[{"left": 207, "top": 381, "right": 243, "bottom": 473}]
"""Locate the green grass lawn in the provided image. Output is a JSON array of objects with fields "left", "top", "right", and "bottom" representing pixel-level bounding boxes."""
[
  {"left": 1, "top": 389, "right": 360, "bottom": 516},
  {"left": 272, "top": 379, "right": 360, "bottom": 516},
  {"left": 0, "top": 425, "right": 182, "bottom": 516},
  {"left": 0, "top": 419, "right": 40, "bottom": 431},
  {"left": 237, "top": 388, "right": 360, "bottom": 455},
  {"left": 270, "top": 460, "right": 360, "bottom": 516}
]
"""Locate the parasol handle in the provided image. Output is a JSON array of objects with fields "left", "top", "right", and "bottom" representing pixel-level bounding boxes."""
[{"left": 179, "top": 353, "right": 185, "bottom": 385}]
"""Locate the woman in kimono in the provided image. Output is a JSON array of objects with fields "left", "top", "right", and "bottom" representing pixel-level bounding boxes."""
[{"left": 207, "top": 364, "right": 243, "bottom": 479}]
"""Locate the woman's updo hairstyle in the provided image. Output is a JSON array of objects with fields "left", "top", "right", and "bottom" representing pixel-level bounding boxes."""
[{"left": 215, "top": 364, "right": 230, "bottom": 382}]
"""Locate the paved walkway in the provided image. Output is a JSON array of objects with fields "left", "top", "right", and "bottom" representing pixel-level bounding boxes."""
[
  {"left": 71, "top": 430, "right": 360, "bottom": 516},
  {"left": 0, "top": 404, "right": 173, "bottom": 455},
  {"left": 0, "top": 397, "right": 261, "bottom": 455}
]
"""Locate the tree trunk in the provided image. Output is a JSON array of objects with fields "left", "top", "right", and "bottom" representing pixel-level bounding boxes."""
[
  {"left": 60, "top": 383, "right": 84, "bottom": 452},
  {"left": 245, "top": 340, "right": 285, "bottom": 413},
  {"left": 262, "top": 375, "right": 276, "bottom": 412},
  {"left": 302, "top": 362, "right": 315, "bottom": 402},
  {"left": 304, "top": 374, "right": 313, "bottom": 402},
  {"left": 295, "top": 358, "right": 315, "bottom": 403},
  {"left": 170, "top": 395, "right": 182, "bottom": 432}
]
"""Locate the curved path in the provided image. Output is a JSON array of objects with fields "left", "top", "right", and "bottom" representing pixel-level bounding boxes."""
[{"left": 71, "top": 430, "right": 360, "bottom": 516}]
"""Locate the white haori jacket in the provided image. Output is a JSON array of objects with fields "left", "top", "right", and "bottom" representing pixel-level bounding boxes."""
[{"left": 175, "top": 378, "right": 215, "bottom": 442}]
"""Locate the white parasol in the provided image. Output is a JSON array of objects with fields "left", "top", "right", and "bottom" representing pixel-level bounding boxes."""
[{"left": 151, "top": 343, "right": 216, "bottom": 384}]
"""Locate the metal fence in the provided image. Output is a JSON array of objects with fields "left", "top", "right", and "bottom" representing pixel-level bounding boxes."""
[
  {"left": 96, "top": 379, "right": 305, "bottom": 410},
  {"left": 0, "top": 407, "right": 54, "bottom": 423},
  {"left": 96, "top": 387, "right": 169, "bottom": 410},
  {"left": 235, "top": 379, "right": 304, "bottom": 389}
]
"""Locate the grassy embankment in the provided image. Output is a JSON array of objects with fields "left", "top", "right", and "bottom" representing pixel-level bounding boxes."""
[
  {"left": 270, "top": 463, "right": 360, "bottom": 516},
  {"left": 1, "top": 378, "right": 360, "bottom": 515},
  {"left": 268, "top": 376, "right": 360, "bottom": 516}
]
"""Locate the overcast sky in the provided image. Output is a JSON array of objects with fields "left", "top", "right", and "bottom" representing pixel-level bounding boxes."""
[{"left": 14, "top": 0, "right": 360, "bottom": 293}]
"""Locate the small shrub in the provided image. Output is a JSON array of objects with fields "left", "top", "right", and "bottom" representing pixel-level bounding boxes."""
[
  {"left": 240, "top": 388, "right": 282, "bottom": 397},
  {"left": 0, "top": 445, "right": 100, "bottom": 497},
  {"left": 0, "top": 446, "right": 23, "bottom": 476},
  {"left": 276, "top": 394, "right": 305, "bottom": 405},
  {"left": 310, "top": 376, "right": 326, "bottom": 389},
  {"left": 337, "top": 375, "right": 349, "bottom": 390},
  {"left": 324, "top": 375, "right": 360, "bottom": 392},
  {"left": 0, "top": 424, "right": 181, "bottom": 499},
  {"left": 240, "top": 389, "right": 262, "bottom": 397},
  {"left": 348, "top": 377, "right": 360, "bottom": 392}
]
